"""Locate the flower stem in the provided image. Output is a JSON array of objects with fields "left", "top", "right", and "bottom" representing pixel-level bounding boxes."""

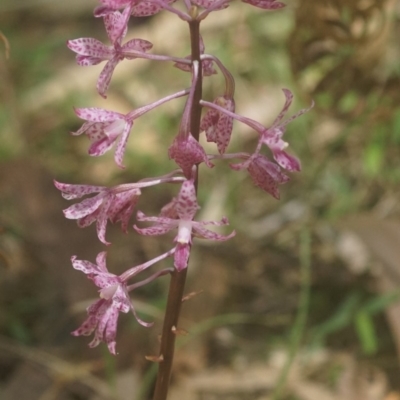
[
  {"left": 152, "top": 16, "right": 203, "bottom": 400},
  {"left": 152, "top": 268, "right": 188, "bottom": 400}
]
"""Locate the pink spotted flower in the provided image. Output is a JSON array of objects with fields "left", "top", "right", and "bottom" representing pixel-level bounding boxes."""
[
  {"left": 72, "top": 107, "right": 134, "bottom": 168},
  {"left": 67, "top": 9, "right": 152, "bottom": 97},
  {"left": 202, "top": 89, "right": 313, "bottom": 172},
  {"left": 55, "top": 172, "right": 185, "bottom": 245},
  {"left": 231, "top": 153, "right": 289, "bottom": 199},
  {"left": 71, "top": 89, "right": 190, "bottom": 167},
  {"left": 134, "top": 179, "right": 235, "bottom": 271},
  {"left": 71, "top": 250, "right": 174, "bottom": 354},
  {"left": 54, "top": 181, "right": 141, "bottom": 245}
]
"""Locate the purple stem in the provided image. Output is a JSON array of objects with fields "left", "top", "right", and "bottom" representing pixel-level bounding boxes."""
[{"left": 152, "top": 17, "right": 203, "bottom": 400}]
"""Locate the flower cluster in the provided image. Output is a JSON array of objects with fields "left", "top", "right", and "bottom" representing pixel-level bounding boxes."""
[{"left": 56, "top": 0, "right": 311, "bottom": 354}]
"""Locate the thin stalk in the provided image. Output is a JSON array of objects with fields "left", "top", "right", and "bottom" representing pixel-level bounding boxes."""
[
  {"left": 270, "top": 228, "right": 311, "bottom": 400},
  {"left": 152, "top": 16, "right": 203, "bottom": 400},
  {"left": 188, "top": 19, "right": 202, "bottom": 144},
  {"left": 151, "top": 268, "right": 188, "bottom": 400}
]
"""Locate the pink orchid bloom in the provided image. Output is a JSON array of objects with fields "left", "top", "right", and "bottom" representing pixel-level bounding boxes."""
[
  {"left": 175, "top": 35, "right": 217, "bottom": 77},
  {"left": 72, "top": 107, "right": 133, "bottom": 168},
  {"left": 71, "top": 252, "right": 135, "bottom": 355},
  {"left": 54, "top": 181, "right": 141, "bottom": 245},
  {"left": 200, "top": 95, "right": 235, "bottom": 154},
  {"left": 134, "top": 179, "right": 235, "bottom": 271},
  {"left": 67, "top": 9, "right": 152, "bottom": 97},
  {"left": 202, "top": 89, "right": 312, "bottom": 172},
  {"left": 230, "top": 154, "right": 289, "bottom": 199},
  {"left": 71, "top": 250, "right": 173, "bottom": 354},
  {"left": 168, "top": 133, "right": 214, "bottom": 179},
  {"left": 71, "top": 88, "right": 190, "bottom": 167}
]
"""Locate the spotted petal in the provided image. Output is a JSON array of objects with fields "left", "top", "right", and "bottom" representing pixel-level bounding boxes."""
[
  {"left": 247, "top": 154, "right": 289, "bottom": 199},
  {"left": 123, "top": 38, "right": 153, "bottom": 53},
  {"left": 201, "top": 96, "right": 235, "bottom": 154},
  {"left": 104, "top": 10, "right": 128, "bottom": 44},
  {"left": 63, "top": 194, "right": 105, "bottom": 219},
  {"left": 74, "top": 107, "right": 124, "bottom": 122},
  {"left": 54, "top": 181, "right": 106, "bottom": 200},
  {"left": 97, "top": 57, "right": 120, "bottom": 98},
  {"left": 67, "top": 38, "right": 112, "bottom": 58}
]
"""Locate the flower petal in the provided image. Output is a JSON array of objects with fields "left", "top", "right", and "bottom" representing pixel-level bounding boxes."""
[
  {"left": 63, "top": 194, "right": 105, "bottom": 219},
  {"left": 97, "top": 57, "right": 120, "bottom": 98},
  {"left": 99, "top": 0, "right": 131, "bottom": 8},
  {"left": 123, "top": 38, "right": 153, "bottom": 53},
  {"left": 134, "top": 224, "right": 176, "bottom": 236},
  {"left": 88, "top": 135, "right": 116, "bottom": 157},
  {"left": 76, "top": 55, "right": 104, "bottom": 66},
  {"left": 71, "top": 255, "right": 105, "bottom": 275},
  {"left": 193, "top": 225, "right": 236, "bottom": 241},
  {"left": 247, "top": 155, "right": 289, "bottom": 198},
  {"left": 114, "top": 120, "right": 133, "bottom": 168},
  {"left": 54, "top": 181, "right": 106, "bottom": 200},
  {"left": 131, "top": 1, "right": 168, "bottom": 17},
  {"left": 271, "top": 88, "right": 293, "bottom": 127},
  {"left": 96, "top": 251, "right": 109, "bottom": 273},
  {"left": 109, "top": 189, "right": 141, "bottom": 232},
  {"left": 104, "top": 303, "right": 124, "bottom": 355},
  {"left": 74, "top": 107, "right": 124, "bottom": 122},
  {"left": 176, "top": 179, "right": 199, "bottom": 221},
  {"left": 202, "top": 96, "right": 235, "bottom": 154},
  {"left": 67, "top": 38, "right": 112, "bottom": 58},
  {"left": 273, "top": 149, "right": 301, "bottom": 171},
  {"left": 77, "top": 211, "right": 99, "bottom": 228},
  {"left": 96, "top": 194, "right": 113, "bottom": 245},
  {"left": 71, "top": 299, "right": 107, "bottom": 336},
  {"left": 104, "top": 10, "right": 127, "bottom": 44}
]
